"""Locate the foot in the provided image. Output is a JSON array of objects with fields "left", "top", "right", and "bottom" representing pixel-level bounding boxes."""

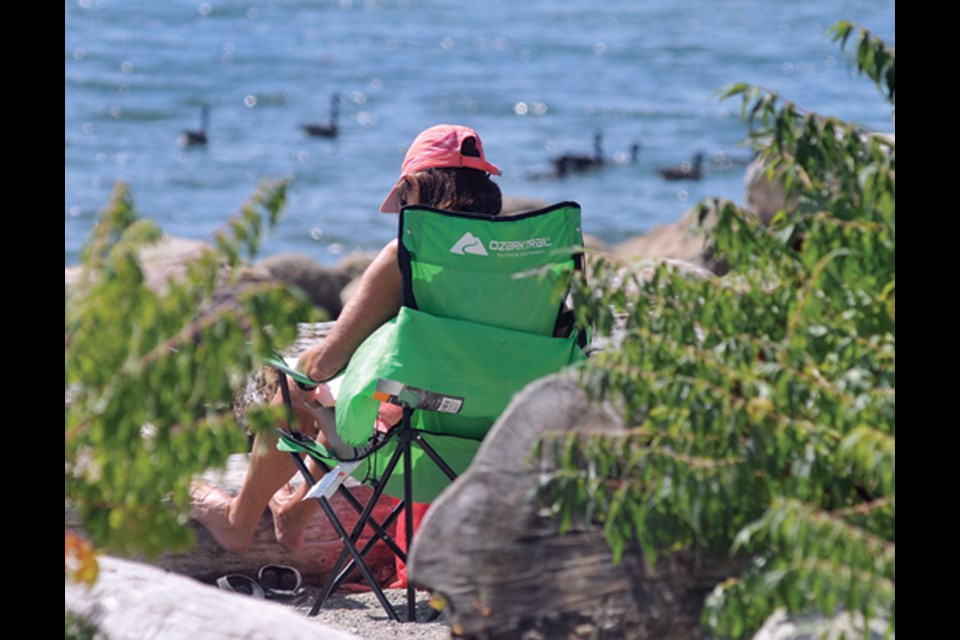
[
  {"left": 189, "top": 482, "right": 254, "bottom": 554},
  {"left": 268, "top": 483, "right": 317, "bottom": 552}
]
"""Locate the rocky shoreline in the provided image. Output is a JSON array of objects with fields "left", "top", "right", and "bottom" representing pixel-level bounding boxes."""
[
  {"left": 65, "top": 155, "right": 795, "bottom": 313},
  {"left": 66, "top": 161, "right": 805, "bottom": 640},
  {"left": 65, "top": 187, "right": 753, "bottom": 323},
  {"left": 65, "top": 554, "right": 449, "bottom": 640}
]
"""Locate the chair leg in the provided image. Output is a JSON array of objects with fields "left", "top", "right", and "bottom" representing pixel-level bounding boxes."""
[
  {"left": 299, "top": 451, "right": 405, "bottom": 562},
  {"left": 282, "top": 446, "right": 402, "bottom": 617},
  {"left": 386, "top": 410, "right": 462, "bottom": 622},
  {"left": 312, "top": 494, "right": 401, "bottom": 621},
  {"left": 412, "top": 431, "right": 459, "bottom": 482},
  {"left": 321, "top": 498, "right": 405, "bottom": 598},
  {"left": 277, "top": 373, "right": 407, "bottom": 618},
  {"left": 287, "top": 455, "right": 400, "bottom": 618},
  {"left": 278, "top": 371, "right": 453, "bottom": 623},
  {"left": 303, "top": 437, "right": 409, "bottom": 620}
]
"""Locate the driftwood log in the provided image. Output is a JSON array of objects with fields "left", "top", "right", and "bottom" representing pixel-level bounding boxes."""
[
  {"left": 149, "top": 453, "right": 399, "bottom": 588},
  {"left": 64, "top": 453, "right": 398, "bottom": 589},
  {"left": 409, "top": 373, "right": 744, "bottom": 640},
  {"left": 65, "top": 555, "right": 360, "bottom": 640}
]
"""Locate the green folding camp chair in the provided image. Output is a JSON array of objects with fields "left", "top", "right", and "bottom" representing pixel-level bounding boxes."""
[{"left": 270, "top": 201, "right": 588, "bottom": 621}]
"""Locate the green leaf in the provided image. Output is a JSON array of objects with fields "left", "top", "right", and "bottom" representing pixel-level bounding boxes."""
[{"left": 531, "top": 15, "right": 894, "bottom": 639}]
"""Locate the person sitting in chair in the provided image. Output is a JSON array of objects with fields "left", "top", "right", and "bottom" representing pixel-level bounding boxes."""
[{"left": 190, "top": 124, "right": 503, "bottom": 555}]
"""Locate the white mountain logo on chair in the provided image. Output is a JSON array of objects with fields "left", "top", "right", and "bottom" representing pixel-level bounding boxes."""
[{"left": 449, "top": 232, "right": 489, "bottom": 256}]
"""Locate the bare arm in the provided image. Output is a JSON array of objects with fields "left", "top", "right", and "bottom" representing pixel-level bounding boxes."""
[{"left": 297, "top": 239, "right": 402, "bottom": 382}]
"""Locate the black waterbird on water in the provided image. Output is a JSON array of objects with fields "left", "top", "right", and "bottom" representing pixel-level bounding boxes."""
[
  {"left": 179, "top": 104, "right": 210, "bottom": 147},
  {"left": 657, "top": 151, "right": 704, "bottom": 181},
  {"left": 528, "top": 135, "right": 640, "bottom": 181},
  {"left": 301, "top": 94, "right": 340, "bottom": 138},
  {"left": 552, "top": 131, "right": 605, "bottom": 177}
]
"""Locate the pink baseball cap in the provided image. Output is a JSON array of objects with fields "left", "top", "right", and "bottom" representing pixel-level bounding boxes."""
[{"left": 380, "top": 124, "right": 502, "bottom": 213}]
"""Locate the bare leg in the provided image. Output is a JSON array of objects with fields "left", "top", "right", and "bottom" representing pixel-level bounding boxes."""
[
  {"left": 268, "top": 402, "right": 360, "bottom": 550},
  {"left": 192, "top": 240, "right": 401, "bottom": 553},
  {"left": 191, "top": 388, "right": 311, "bottom": 554}
]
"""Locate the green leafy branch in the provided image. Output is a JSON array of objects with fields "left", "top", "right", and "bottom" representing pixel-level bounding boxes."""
[
  {"left": 544, "top": 18, "right": 894, "bottom": 638},
  {"left": 702, "top": 497, "right": 895, "bottom": 635},
  {"left": 65, "top": 180, "right": 314, "bottom": 557},
  {"left": 831, "top": 21, "right": 895, "bottom": 104}
]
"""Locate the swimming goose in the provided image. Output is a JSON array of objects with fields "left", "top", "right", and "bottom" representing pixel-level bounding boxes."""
[
  {"left": 179, "top": 104, "right": 209, "bottom": 146},
  {"left": 657, "top": 151, "right": 704, "bottom": 181},
  {"left": 301, "top": 94, "right": 340, "bottom": 138},
  {"left": 552, "top": 131, "right": 604, "bottom": 176},
  {"left": 614, "top": 141, "right": 641, "bottom": 165}
]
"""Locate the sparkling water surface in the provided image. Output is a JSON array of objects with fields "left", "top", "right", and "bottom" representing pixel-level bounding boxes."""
[{"left": 66, "top": 0, "right": 894, "bottom": 266}]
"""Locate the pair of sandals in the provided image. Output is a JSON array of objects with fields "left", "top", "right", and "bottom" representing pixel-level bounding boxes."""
[{"left": 216, "top": 564, "right": 304, "bottom": 601}]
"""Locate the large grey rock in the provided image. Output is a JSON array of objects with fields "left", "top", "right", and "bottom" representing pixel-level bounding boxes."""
[
  {"left": 66, "top": 235, "right": 210, "bottom": 291},
  {"left": 582, "top": 233, "right": 609, "bottom": 254},
  {"left": 610, "top": 200, "right": 727, "bottom": 273},
  {"left": 66, "top": 555, "right": 360, "bottom": 640},
  {"left": 743, "top": 132, "right": 894, "bottom": 223},
  {"left": 502, "top": 195, "right": 551, "bottom": 214},
  {"left": 257, "top": 253, "right": 352, "bottom": 318},
  {"left": 744, "top": 158, "right": 795, "bottom": 224},
  {"left": 65, "top": 234, "right": 275, "bottom": 301},
  {"left": 335, "top": 251, "right": 375, "bottom": 281},
  {"left": 410, "top": 372, "right": 742, "bottom": 639}
]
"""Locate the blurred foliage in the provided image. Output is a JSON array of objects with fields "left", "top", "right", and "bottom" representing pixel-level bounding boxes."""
[
  {"left": 65, "top": 180, "right": 314, "bottom": 559},
  {"left": 65, "top": 609, "right": 101, "bottom": 640},
  {"left": 65, "top": 530, "right": 99, "bottom": 586},
  {"left": 537, "top": 20, "right": 893, "bottom": 639}
]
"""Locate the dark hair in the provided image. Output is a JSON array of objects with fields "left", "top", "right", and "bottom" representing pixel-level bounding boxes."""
[{"left": 396, "top": 136, "right": 502, "bottom": 215}]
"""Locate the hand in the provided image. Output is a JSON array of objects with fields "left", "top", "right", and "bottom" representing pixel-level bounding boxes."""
[
  {"left": 286, "top": 375, "right": 319, "bottom": 404},
  {"left": 296, "top": 344, "right": 337, "bottom": 384}
]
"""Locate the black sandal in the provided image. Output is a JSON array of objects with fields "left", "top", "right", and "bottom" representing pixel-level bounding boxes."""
[{"left": 258, "top": 564, "right": 304, "bottom": 600}]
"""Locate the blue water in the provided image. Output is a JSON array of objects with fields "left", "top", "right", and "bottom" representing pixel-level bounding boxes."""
[{"left": 65, "top": 0, "right": 895, "bottom": 267}]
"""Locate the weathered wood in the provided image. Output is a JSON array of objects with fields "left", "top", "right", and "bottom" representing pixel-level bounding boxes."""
[
  {"left": 155, "top": 453, "right": 399, "bottom": 588},
  {"left": 65, "top": 452, "right": 399, "bottom": 589},
  {"left": 409, "top": 372, "right": 744, "bottom": 640},
  {"left": 65, "top": 555, "right": 361, "bottom": 640}
]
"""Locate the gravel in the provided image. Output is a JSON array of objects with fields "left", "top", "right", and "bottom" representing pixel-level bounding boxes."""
[{"left": 285, "top": 587, "right": 451, "bottom": 640}]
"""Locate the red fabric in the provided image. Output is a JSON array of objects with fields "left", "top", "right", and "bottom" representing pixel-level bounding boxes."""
[
  {"left": 388, "top": 501, "right": 431, "bottom": 589},
  {"left": 375, "top": 402, "right": 404, "bottom": 433},
  {"left": 371, "top": 401, "right": 428, "bottom": 589}
]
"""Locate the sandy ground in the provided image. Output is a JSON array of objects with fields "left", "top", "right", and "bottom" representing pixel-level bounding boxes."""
[
  {"left": 65, "top": 555, "right": 452, "bottom": 640},
  {"left": 285, "top": 587, "right": 451, "bottom": 640}
]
